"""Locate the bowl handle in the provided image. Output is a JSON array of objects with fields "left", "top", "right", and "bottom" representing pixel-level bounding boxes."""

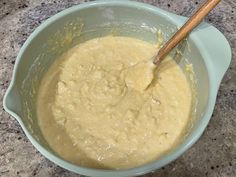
[{"left": 173, "top": 15, "right": 232, "bottom": 85}]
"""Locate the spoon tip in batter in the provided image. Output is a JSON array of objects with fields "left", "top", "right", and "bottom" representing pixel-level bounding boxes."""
[{"left": 124, "top": 60, "right": 156, "bottom": 92}]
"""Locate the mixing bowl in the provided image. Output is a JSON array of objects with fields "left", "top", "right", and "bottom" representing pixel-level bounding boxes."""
[{"left": 3, "top": 1, "right": 231, "bottom": 176}]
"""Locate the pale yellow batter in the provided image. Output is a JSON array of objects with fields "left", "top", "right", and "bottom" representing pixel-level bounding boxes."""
[{"left": 37, "top": 36, "right": 192, "bottom": 169}]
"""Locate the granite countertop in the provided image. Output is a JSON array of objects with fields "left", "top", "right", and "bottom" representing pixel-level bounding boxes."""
[{"left": 0, "top": 0, "right": 235, "bottom": 177}]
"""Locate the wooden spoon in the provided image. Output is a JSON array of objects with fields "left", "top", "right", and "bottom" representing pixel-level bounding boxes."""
[
  {"left": 125, "top": 0, "right": 221, "bottom": 92},
  {"left": 153, "top": 0, "right": 221, "bottom": 65}
]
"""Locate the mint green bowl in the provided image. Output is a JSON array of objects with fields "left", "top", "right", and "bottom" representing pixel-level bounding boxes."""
[{"left": 3, "top": 1, "right": 231, "bottom": 176}]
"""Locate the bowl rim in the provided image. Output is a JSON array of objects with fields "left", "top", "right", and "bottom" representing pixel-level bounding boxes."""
[{"left": 3, "top": 0, "right": 231, "bottom": 177}]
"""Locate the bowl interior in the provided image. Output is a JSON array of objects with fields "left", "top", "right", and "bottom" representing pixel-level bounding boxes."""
[{"left": 5, "top": 2, "right": 209, "bottom": 172}]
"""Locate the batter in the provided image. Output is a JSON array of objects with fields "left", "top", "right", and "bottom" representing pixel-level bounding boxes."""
[{"left": 37, "top": 36, "right": 192, "bottom": 169}]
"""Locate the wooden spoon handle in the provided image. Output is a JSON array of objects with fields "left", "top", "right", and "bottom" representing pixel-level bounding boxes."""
[{"left": 153, "top": 0, "right": 221, "bottom": 64}]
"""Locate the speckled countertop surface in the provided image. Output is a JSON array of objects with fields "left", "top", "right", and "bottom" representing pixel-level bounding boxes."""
[{"left": 0, "top": 0, "right": 235, "bottom": 177}]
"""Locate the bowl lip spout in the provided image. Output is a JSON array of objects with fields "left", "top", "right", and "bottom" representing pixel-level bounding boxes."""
[{"left": 3, "top": 0, "right": 231, "bottom": 177}]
